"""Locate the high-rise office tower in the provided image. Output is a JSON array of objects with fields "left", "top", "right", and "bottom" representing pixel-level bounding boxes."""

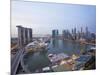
[
  {"left": 71, "top": 28, "right": 74, "bottom": 38},
  {"left": 52, "top": 29, "right": 59, "bottom": 38},
  {"left": 91, "top": 33, "right": 96, "bottom": 40},
  {"left": 63, "top": 30, "right": 69, "bottom": 39},
  {"left": 63, "top": 30, "right": 66, "bottom": 39},
  {"left": 85, "top": 26, "right": 91, "bottom": 40},
  {"left": 81, "top": 27, "right": 83, "bottom": 33},
  {"left": 74, "top": 27, "right": 77, "bottom": 40},
  {"left": 80, "top": 27, "right": 83, "bottom": 38},
  {"left": 72, "top": 28, "right": 74, "bottom": 34},
  {"left": 86, "top": 27, "right": 89, "bottom": 36},
  {"left": 77, "top": 31, "right": 80, "bottom": 40}
]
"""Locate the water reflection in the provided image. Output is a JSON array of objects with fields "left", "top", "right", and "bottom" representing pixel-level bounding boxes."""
[
  {"left": 24, "top": 39, "right": 91, "bottom": 72},
  {"left": 49, "top": 39, "right": 90, "bottom": 55},
  {"left": 24, "top": 51, "right": 50, "bottom": 72},
  {"left": 52, "top": 38, "right": 59, "bottom": 48}
]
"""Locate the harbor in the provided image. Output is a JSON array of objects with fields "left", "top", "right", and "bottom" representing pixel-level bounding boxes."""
[
  {"left": 21, "top": 38, "right": 95, "bottom": 73},
  {"left": 10, "top": 1, "right": 96, "bottom": 75},
  {"left": 11, "top": 26, "right": 96, "bottom": 74}
]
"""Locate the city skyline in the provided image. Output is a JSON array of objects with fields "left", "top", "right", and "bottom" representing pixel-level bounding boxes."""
[{"left": 11, "top": 1, "right": 96, "bottom": 37}]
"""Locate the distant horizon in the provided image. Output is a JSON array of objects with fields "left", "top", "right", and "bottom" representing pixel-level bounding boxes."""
[
  {"left": 11, "top": 1, "right": 96, "bottom": 37},
  {"left": 11, "top": 28, "right": 96, "bottom": 38}
]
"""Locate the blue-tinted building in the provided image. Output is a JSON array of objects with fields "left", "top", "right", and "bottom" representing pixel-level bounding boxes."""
[{"left": 52, "top": 30, "right": 59, "bottom": 38}]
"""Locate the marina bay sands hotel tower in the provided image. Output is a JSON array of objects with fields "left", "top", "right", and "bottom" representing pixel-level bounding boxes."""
[{"left": 16, "top": 25, "right": 33, "bottom": 48}]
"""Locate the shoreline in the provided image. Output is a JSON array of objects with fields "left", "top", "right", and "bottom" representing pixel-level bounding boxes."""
[{"left": 52, "top": 38, "right": 96, "bottom": 46}]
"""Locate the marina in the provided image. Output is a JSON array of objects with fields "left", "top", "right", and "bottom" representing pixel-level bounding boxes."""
[
  {"left": 11, "top": 1, "right": 96, "bottom": 75},
  {"left": 22, "top": 39, "right": 95, "bottom": 73}
]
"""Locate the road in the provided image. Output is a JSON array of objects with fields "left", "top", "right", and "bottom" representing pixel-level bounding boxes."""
[{"left": 11, "top": 48, "right": 25, "bottom": 75}]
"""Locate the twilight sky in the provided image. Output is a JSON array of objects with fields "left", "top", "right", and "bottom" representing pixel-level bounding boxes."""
[{"left": 11, "top": 0, "right": 96, "bottom": 37}]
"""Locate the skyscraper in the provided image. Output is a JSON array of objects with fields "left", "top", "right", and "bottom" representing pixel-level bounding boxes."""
[
  {"left": 27, "top": 28, "right": 33, "bottom": 43},
  {"left": 86, "top": 27, "right": 89, "bottom": 36},
  {"left": 74, "top": 27, "right": 77, "bottom": 40},
  {"left": 52, "top": 29, "right": 59, "bottom": 38},
  {"left": 63, "top": 30, "right": 69, "bottom": 39},
  {"left": 80, "top": 27, "right": 83, "bottom": 39},
  {"left": 16, "top": 25, "right": 24, "bottom": 48},
  {"left": 16, "top": 26, "right": 33, "bottom": 48},
  {"left": 85, "top": 26, "right": 90, "bottom": 40},
  {"left": 29, "top": 28, "right": 32, "bottom": 42},
  {"left": 23, "top": 28, "right": 28, "bottom": 45}
]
